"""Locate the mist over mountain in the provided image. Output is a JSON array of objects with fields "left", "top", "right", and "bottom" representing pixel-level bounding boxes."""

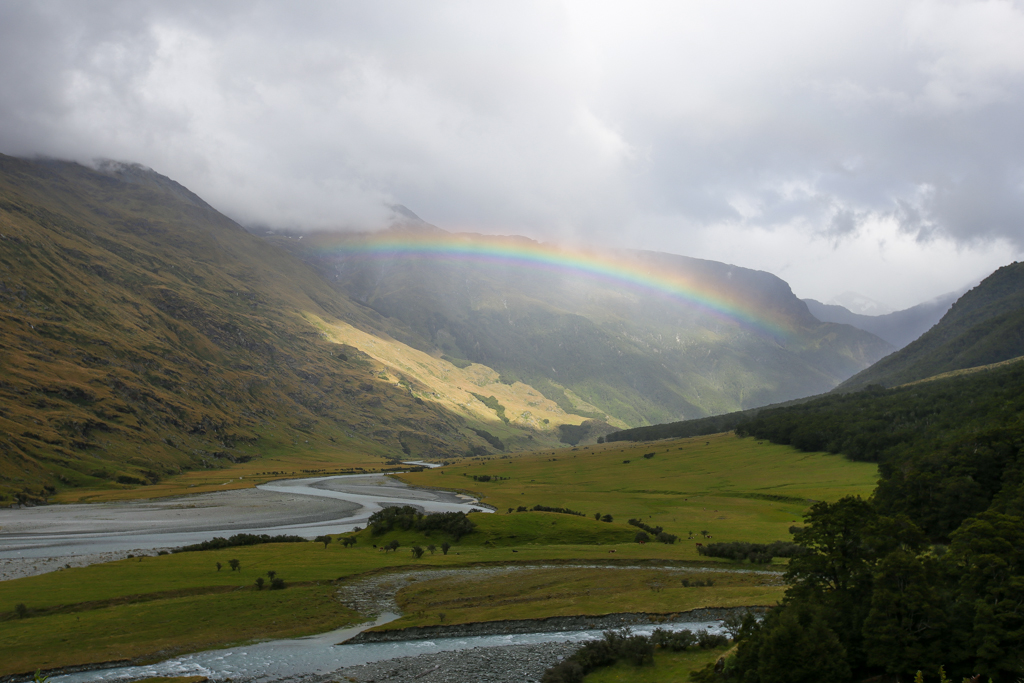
[
  {"left": 269, "top": 225, "right": 894, "bottom": 427},
  {"left": 837, "top": 261, "right": 1024, "bottom": 391},
  {"left": 827, "top": 291, "right": 894, "bottom": 316},
  {"left": 803, "top": 291, "right": 961, "bottom": 350}
]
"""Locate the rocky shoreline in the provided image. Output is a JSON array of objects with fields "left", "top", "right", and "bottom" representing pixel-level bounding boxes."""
[
  {"left": 287, "top": 642, "right": 584, "bottom": 683},
  {"left": 344, "top": 606, "right": 764, "bottom": 643}
]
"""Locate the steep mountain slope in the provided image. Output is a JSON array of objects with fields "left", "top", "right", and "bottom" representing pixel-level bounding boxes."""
[
  {"left": 837, "top": 261, "right": 1024, "bottom": 391},
  {"left": 269, "top": 223, "right": 893, "bottom": 427},
  {"left": 804, "top": 290, "right": 959, "bottom": 350},
  {"left": 0, "top": 156, "right": 583, "bottom": 502}
]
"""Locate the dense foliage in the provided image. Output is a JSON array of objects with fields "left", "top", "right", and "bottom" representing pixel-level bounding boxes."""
[
  {"left": 605, "top": 409, "right": 761, "bottom": 443},
  {"left": 696, "top": 540, "right": 805, "bottom": 563},
  {"left": 367, "top": 505, "right": 475, "bottom": 540},
  {"left": 173, "top": 533, "right": 306, "bottom": 553}
]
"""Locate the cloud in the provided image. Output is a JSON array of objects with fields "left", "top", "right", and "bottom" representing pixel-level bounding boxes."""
[{"left": 0, "top": 0, "right": 1021, "bottom": 304}]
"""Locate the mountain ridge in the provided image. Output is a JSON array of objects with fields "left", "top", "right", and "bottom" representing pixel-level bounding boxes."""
[
  {"left": 270, "top": 226, "right": 894, "bottom": 426},
  {"left": 837, "top": 261, "right": 1024, "bottom": 391}
]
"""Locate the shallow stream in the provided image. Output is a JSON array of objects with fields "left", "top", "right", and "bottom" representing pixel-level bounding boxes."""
[{"left": 52, "top": 616, "right": 728, "bottom": 683}]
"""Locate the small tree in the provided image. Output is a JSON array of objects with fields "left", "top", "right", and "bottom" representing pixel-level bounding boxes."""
[
  {"left": 216, "top": 561, "right": 222, "bottom": 572},
  {"left": 427, "top": 544, "right": 437, "bottom": 555},
  {"left": 387, "top": 539, "right": 400, "bottom": 552},
  {"left": 315, "top": 535, "right": 333, "bottom": 549},
  {"left": 15, "top": 603, "right": 29, "bottom": 619},
  {"left": 267, "top": 570, "right": 277, "bottom": 580},
  {"left": 595, "top": 512, "right": 601, "bottom": 520},
  {"left": 602, "top": 514, "right": 614, "bottom": 523},
  {"left": 270, "top": 577, "right": 285, "bottom": 590},
  {"left": 255, "top": 577, "right": 265, "bottom": 590},
  {"left": 441, "top": 541, "right": 451, "bottom": 555},
  {"left": 412, "top": 545, "right": 425, "bottom": 559},
  {"left": 228, "top": 558, "right": 240, "bottom": 572},
  {"left": 342, "top": 536, "right": 357, "bottom": 548},
  {"left": 635, "top": 531, "right": 650, "bottom": 544}
]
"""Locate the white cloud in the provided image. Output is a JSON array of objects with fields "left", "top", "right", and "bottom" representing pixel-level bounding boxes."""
[{"left": 0, "top": 0, "right": 1021, "bottom": 304}]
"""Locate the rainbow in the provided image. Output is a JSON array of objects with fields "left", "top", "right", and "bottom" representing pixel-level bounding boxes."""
[{"left": 310, "top": 231, "right": 794, "bottom": 338}]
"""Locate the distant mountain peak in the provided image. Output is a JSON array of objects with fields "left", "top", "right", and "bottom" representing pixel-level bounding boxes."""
[{"left": 828, "top": 291, "right": 894, "bottom": 316}]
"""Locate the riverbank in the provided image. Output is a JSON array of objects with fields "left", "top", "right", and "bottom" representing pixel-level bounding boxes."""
[
  {"left": 286, "top": 641, "right": 582, "bottom": 683},
  {"left": 344, "top": 606, "right": 764, "bottom": 643}
]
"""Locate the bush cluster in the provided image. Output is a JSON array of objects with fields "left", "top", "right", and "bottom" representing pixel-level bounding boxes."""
[
  {"left": 368, "top": 505, "right": 475, "bottom": 540},
  {"left": 174, "top": 533, "right": 306, "bottom": 553},
  {"left": 541, "top": 628, "right": 729, "bottom": 683},
  {"left": 696, "top": 540, "right": 806, "bottom": 563},
  {"left": 627, "top": 518, "right": 678, "bottom": 543},
  {"left": 521, "top": 504, "right": 585, "bottom": 517}
]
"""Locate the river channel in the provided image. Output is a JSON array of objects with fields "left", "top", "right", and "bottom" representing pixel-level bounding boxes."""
[
  {"left": 0, "top": 472, "right": 490, "bottom": 561},
  {"left": 52, "top": 617, "right": 730, "bottom": 683}
]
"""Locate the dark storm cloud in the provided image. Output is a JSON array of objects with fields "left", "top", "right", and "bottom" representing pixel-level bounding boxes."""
[{"left": 0, "top": 1, "right": 1021, "bottom": 306}]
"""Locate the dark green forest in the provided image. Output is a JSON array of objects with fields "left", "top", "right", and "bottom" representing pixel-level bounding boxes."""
[{"left": 691, "top": 360, "right": 1024, "bottom": 681}]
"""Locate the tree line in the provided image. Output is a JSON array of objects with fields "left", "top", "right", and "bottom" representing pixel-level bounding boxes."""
[{"left": 689, "top": 361, "right": 1024, "bottom": 681}]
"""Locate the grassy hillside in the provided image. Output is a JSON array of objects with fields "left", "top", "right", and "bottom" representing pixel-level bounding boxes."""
[
  {"left": 0, "top": 156, "right": 587, "bottom": 503},
  {"left": 270, "top": 226, "right": 893, "bottom": 428},
  {"left": 837, "top": 260, "right": 1024, "bottom": 390}
]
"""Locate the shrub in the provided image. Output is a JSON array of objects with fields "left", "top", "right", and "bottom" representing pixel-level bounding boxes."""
[
  {"left": 368, "top": 505, "right": 475, "bottom": 540},
  {"left": 652, "top": 628, "right": 697, "bottom": 651},
  {"left": 174, "top": 533, "right": 306, "bottom": 553},
  {"left": 255, "top": 577, "right": 265, "bottom": 590},
  {"left": 270, "top": 577, "right": 285, "bottom": 590},
  {"left": 15, "top": 603, "right": 29, "bottom": 619}
]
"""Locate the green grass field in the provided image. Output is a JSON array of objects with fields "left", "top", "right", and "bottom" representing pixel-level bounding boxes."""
[
  {"left": 584, "top": 645, "right": 732, "bottom": 682},
  {"left": 0, "top": 433, "right": 876, "bottom": 675},
  {"left": 400, "top": 432, "right": 878, "bottom": 547},
  {"left": 383, "top": 567, "right": 784, "bottom": 630}
]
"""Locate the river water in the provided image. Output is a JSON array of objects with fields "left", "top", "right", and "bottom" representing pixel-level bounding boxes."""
[
  {"left": 53, "top": 617, "right": 729, "bottom": 683},
  {"left": 0, "top": 473, "right": 490, "bottom": 559}
]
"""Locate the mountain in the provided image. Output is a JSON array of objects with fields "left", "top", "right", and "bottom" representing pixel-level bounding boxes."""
[
  {"left": 828, "top": 290, "right": 893, "bottom": 315},
  {"left": 837, "top": 261, "right": 1024, "bottom": 391},
  {"left": 803, "top": 291, "right": 960, "bottom": 350},
  {"left": 0, "top": 155, "right": 589, "bottom": 502},
  {"left": 267, "top": 226, "right": 894, "bottom": 428}
]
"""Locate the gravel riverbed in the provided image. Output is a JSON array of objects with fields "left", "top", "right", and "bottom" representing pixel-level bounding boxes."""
[{"left": 277, "top": 641, "right": 584, "bottom": 683}]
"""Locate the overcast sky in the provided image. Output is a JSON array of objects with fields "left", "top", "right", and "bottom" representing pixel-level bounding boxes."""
[{"left": 1, "top": 1, "right": 1021, "bottom": 310}]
